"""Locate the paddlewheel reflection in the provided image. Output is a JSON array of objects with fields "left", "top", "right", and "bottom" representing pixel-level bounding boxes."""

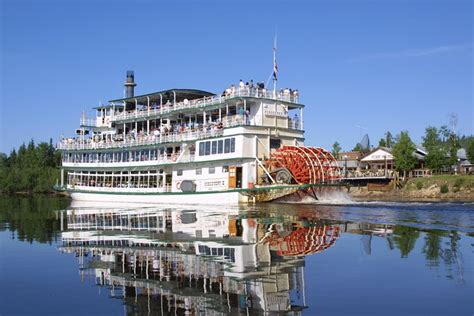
[{"left": 262, "top": 224, "right": 341, "bottom": 256}]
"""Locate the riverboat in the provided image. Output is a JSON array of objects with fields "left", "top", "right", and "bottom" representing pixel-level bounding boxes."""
[{"left": 56, "top": 71, "right": 340, "bottom": 204}]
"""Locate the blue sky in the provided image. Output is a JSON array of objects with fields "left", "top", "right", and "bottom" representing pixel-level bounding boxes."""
[{"left": 1, "top": 0, "right": 472, "bottom": 153}]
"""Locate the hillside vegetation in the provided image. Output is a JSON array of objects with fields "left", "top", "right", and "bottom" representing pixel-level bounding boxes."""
[{"left": 0, "top": 140, "right": 61, "bottom": 194}]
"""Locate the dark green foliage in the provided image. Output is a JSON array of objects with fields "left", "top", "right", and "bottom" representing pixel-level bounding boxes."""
[
  {"left": 378, "top": 138, "right": 387, "bottom": 147},
  {"left": 352, "top": 143, "right": 363, "bottom": 152},
  {"left": 425, "top": 146, "right": 448, "bottom": 172},
  {"left": 331, "top": 141, "right": 341, "bottom": 158},
  {"left": 440, "top": 184, "right": 449, "bottom": 194},
  {"left": 466, "top": 138, "right": 474, "bottom": 163},
  {"left": 422, "top": 126, "right": 441, "bottom": 150},
  {"left": 0, "top": 139, "right": 60, "bottom": 194},
  {"left": 415, "top": 181, "right": 423, "bottom": 190},
  {"left": 453, "top": 178, "right": 464, "bottom": 192},
  {"left": 385, "top": 131, "right": 394, "bottom": 148},
  {"left": 392, "top": 131, "right": 417, "bottom": 176}
]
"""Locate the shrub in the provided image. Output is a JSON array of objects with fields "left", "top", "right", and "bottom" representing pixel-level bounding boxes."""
[
  {"left": 454, "top": 178, "right": 465, "bottom": 188},
  {"left": 415, "top": 181, "right": 423, "bottom": 190},
  {"left": 440, "top": 184, "right": 449, "bottom": 194}
]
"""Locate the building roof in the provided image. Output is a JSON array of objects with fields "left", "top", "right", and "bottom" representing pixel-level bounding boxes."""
[
  {"left": 337, "top": 151, "right": 361, "bottom": 161},
  {"left": 361, "top": 148, "right": 394, "bottom": 162},
  {"left": 109, "top": 89, "right": 215, "bottom": 105}
]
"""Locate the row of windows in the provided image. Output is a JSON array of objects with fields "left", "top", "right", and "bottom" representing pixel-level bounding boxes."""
[
  {"left": 198, "top": 138, "right": 235, "bottom": 156},
  {"left": 176, "top": 166, "right": 228, "bottom": 176},
  {"left": 63, "top": 147, "right": 180, "bottom": 163}
]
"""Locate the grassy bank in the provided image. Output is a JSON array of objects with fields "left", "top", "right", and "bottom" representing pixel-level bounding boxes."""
[
  {"left": 405, "top": 175, "right": 474, "bottom": 194},
  {"left": 349, "top": 175, "right": 474, "bottom": 202}
]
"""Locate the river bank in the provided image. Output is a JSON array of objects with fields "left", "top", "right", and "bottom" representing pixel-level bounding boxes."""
[{"left": 348, "top": 175, "right": 474, "bottom": 202}]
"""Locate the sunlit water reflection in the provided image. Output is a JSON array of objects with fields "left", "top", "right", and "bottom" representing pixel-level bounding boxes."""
[{"left": 0, "top": 196, "right": 473, "bottom": 315}]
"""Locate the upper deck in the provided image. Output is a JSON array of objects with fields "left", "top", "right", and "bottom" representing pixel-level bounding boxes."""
[
  {"left": 58, "top": 82, "right": 304, "bottom": 152},
  {"left": 110, "top": 87, "right": 301, "bottom": 123}
]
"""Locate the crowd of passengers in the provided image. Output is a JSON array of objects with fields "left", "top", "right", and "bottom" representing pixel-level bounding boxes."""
[
  {"left": 222, "top": 80, "right": 298, "bottom": 99},
  {"left": 60, "top": 112, "right": 251, "bottom": 148},
  {"left": 115, "top": 81, "right": 299, "bottom": 116}
]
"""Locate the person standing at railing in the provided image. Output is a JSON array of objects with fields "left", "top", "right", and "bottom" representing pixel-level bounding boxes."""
[
  {"left": 239, "top": 79, "right": 244, "bottom": 92},
  {"left": 245, "top": 109, "right": 250, "bottom": 125},
  {"left": 293, "top": 89, "right": 299, "bottom": 102}
]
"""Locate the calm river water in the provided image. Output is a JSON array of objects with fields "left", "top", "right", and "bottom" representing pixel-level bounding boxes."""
[{"left": 0, "top": 196, "right": 473, "bottom": 315}]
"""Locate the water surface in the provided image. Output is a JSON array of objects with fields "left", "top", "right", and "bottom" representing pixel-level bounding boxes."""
[{"left": 0, "top": 196, "right": 473, "bottom": 315}]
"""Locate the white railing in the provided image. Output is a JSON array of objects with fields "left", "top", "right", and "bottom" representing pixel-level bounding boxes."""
[
  {"left": 58, "top": 116, "right": 254, "bottom": 151},
  {"left": 80, "top": 118, "right": 97, "bottom": 127},
  {"left": 63, "top": 154, "right": 195, "bottom": 166},
  {"left": 111, "top": 88, "right": 299, "bottom": 122}
]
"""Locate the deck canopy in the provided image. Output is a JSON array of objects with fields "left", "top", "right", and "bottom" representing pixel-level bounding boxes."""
[{"left": 109, "top": 88, "right": 215, "bottom": 110}]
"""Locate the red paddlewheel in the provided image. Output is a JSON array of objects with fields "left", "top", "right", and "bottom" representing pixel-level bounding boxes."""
[{"left": 266, "top": 145, "right": 341, "bottom": 184}]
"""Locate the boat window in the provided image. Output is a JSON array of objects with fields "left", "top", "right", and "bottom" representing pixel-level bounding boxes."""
[
  {"left": 218, "top": 140, "right": 224, "bottom": 154},
  {"left": 211, "top": 141, "right": 217, "bottom": 154},
  {"left": 199, "top": 142, "right": 205, "bottom": 156},
  {"left": 209, "top": 167, "right": 215, "bottom": 174},
  {"left": 177, "top": 169, "right": 183, "bottom": 176},
  {"left": 224, "top": 139, "right": 230, "bottom": 153},
  {"left": 270, "top": 138, "right": 281, "bottom": 149},
  {"left": 204, "top": 141, "right": 211, "bottom": 155},
  {"left": 230, "top": 138, "right": 235, "bottom": 152},
  {"left": 196, "top": 168, "right": 202, "bottom": 175}
]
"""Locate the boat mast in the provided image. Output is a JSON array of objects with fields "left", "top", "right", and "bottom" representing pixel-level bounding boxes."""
[{"left": 272, "top": 33, "right": 278, "bottom": 96}]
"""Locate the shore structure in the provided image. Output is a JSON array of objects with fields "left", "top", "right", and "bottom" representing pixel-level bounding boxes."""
[{"left": 56, "top": 72, "right": 340, "bottom": 204}]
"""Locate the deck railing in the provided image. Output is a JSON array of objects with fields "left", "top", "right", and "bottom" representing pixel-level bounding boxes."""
[
  {"left": 80, "top": 118, "right": 97, "bottom": 127},
  {"left": 63, "top": 154, "right": 195, "bottom": 165},
  {"left": 111, "top": 88, "right": 299, "bottom": 122},
  {"left": 60, "top": 116, "right": 248, "bottom": 151}
]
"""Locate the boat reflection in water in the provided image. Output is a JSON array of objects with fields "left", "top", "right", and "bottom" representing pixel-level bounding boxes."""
[{"left": 58, "top": 202, "right": 341, "bottom": 315}]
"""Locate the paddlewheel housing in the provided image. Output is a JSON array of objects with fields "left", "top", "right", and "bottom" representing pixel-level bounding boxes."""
[{"left": 265, "top": 146, "right": 341, "bottom": 184}]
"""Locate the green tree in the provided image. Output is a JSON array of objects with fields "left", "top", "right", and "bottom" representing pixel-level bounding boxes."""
[
  {"left": 0, "top": 140, "right": 61, "bottom": 194},
  {"left": 392, "top": 131, "right": 417, "bottom": 177},
  {"left": 440, "top": 125, "right": 450, "bottom": 142},
  {"left": 352, "top": 143, "right": 363, "bottom": 152},
  {"left": 467, "top": 139, "right": 474, "bottom": 163},
  {"left": 378, "top": 138, "right": 387, "bottom": 147},
  {"left": 422, "top": 126, "right": 441, "bottom": 150},
  {"left": 385, "top": 131, "right": 394, "bottom": 148},
  {"left": 447, "top": 133, "right": 460, "bottom": 166},
  {"left": 331, "top": 141, "right": 342, "bottom": 158},
  {"left": 425, "top": 146, "right": 448, "bottom": 172}
]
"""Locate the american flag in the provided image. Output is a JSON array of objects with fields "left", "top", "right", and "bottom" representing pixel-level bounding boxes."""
[{"left": 273, "top": 45, "right": 278, "bottom": 81}]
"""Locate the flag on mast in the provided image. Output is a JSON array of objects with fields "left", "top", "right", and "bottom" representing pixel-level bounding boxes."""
[{"left": 272, "top": 34, "right": 278, "bottom": 81}]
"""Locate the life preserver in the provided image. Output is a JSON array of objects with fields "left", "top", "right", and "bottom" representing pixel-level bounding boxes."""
[{"left": 176, "top": 181, "right": 181, "bottom": 190}]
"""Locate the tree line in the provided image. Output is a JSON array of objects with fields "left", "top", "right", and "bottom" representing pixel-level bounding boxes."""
[
  {"left": 332, "top": 125, "right": 474, "bottom": 176},
  {"left": 0, "top": 139, "right": 61, "bottom": 194}
]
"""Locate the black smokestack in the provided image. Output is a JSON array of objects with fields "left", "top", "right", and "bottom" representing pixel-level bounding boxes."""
[{"left": 124, "top": 70, "right": 137, "bottom": 98}]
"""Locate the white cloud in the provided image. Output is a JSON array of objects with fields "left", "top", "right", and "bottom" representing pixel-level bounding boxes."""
[{"left": 346, "top": 43, "right": 472, "bottom": 63}]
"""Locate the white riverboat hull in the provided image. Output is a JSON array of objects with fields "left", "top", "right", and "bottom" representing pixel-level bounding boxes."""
[{"left": 70, "top": 190, "right": 244, "bottom": 205}]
